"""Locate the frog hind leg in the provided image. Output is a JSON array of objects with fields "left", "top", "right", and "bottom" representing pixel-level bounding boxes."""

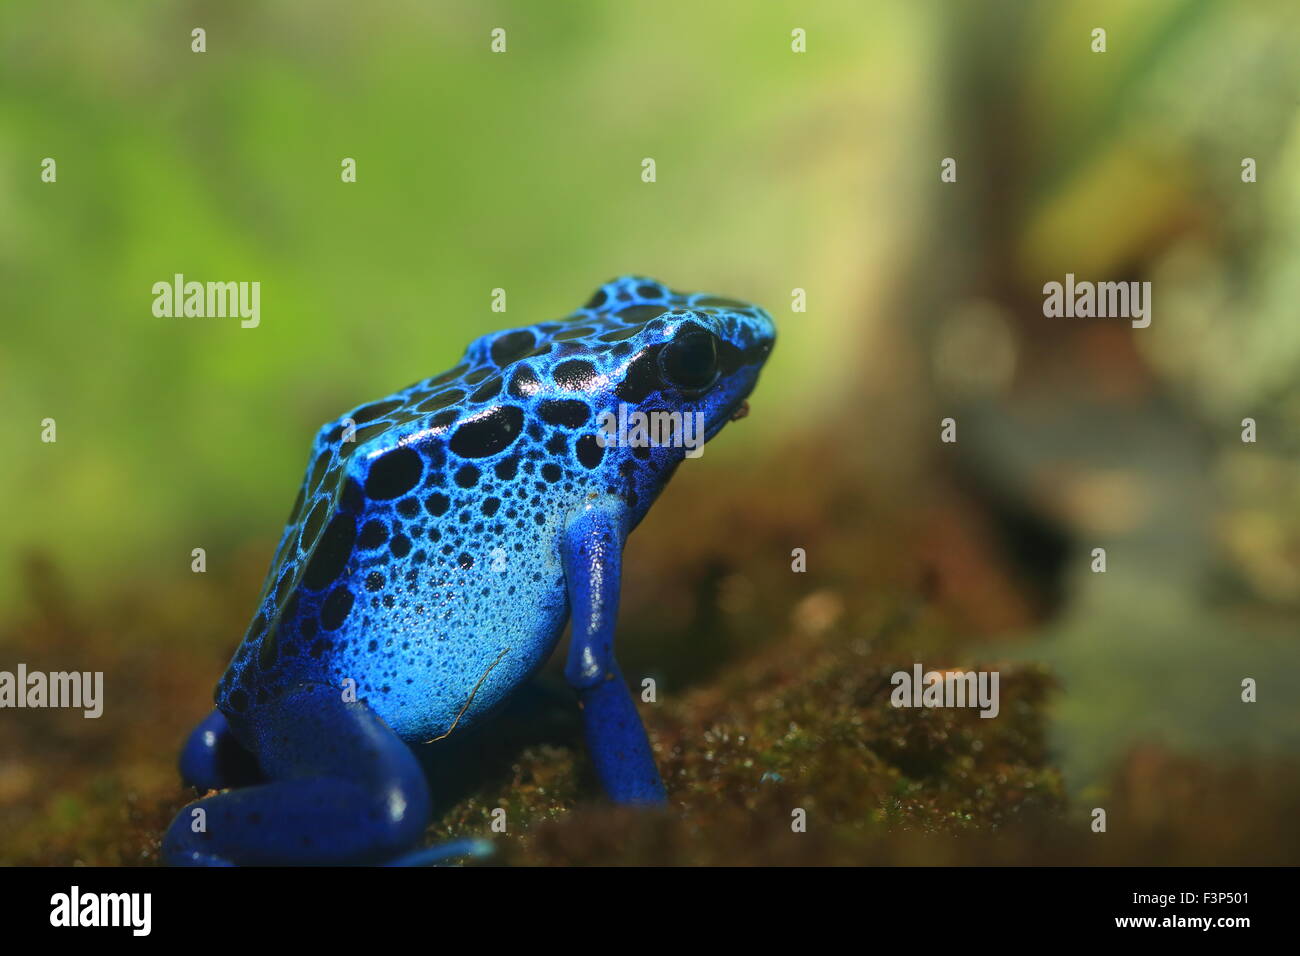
[
  {"left": 178, "top": 708, "right": 263, "bottom": 793},
  {"left": 561, "top": 497, "right": 668, "bottom": 805},
  {"left": 163, "top": 683, "right": 473, "bottom": 866}
]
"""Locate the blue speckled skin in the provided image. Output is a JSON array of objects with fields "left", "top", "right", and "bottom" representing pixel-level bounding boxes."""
[{"left": 163, "top": 276, "right": 775, "bottom": 865}]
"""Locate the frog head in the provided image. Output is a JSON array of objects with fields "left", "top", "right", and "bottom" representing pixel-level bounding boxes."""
[
  {"left": 453, "top": 277, "right": 774, "bottom": 517},
  {"left": 555, "top": 277, "right": 775, "bottom": 516},
  {"left": 477, "top": 277, "right": 775, "bottom": 514},
  {"left": 545, "top": 275, "right": 775, "bottom": 448},
  {"left": 602, "top": 290, "right": 776, "bottom": 447}
]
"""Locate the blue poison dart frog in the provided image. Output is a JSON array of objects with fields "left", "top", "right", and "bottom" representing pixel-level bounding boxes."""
[{"left": 162, "top": 276, "right": 776, "bottom": 865}]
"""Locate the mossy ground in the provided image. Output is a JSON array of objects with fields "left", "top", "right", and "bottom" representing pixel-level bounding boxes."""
[{"left": 2, "top": 440, "right": 1297, "bottom": 865}]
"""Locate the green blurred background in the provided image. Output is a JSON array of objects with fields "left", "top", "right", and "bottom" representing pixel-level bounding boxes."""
[
  {"left": 1, "top": 0, "right": 910, "bottom": 595},
  {"left": 2, "top": 0, "right": 1299, "bottom": 864}
]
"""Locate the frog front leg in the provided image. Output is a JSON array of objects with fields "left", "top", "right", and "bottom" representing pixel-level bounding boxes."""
[{"left": 561, "top": 497, "right": 668, "bottom": 805}]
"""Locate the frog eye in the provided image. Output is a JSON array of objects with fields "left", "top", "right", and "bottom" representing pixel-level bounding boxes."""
[{"left": 658, "top": 329, "right": 719, "bottom": 393}]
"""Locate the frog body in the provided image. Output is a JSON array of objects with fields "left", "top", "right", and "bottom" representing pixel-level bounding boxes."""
[{"left": 164, "top": 276, "right": 775, "bottom": 865}]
